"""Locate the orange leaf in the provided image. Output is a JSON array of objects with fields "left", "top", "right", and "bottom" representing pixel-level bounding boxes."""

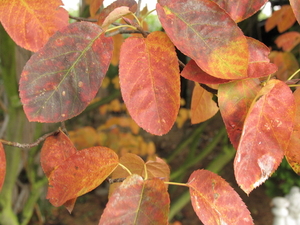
[
  {"left": 96, "top": 0, "right": 137, "bottom": 26},
  {"left": 265, "top": 5, "right": 296, "bottom": 33},
  {"left": 47, "top": 146, "right": 118, "bottom": 207},
  {"left": 144, "top": 157, "right": 170, "bottom": 182},
  {"left": 234, "top": 79, "right": 295, "bottom": 194},
  {"left": 269, "top": 51, "right": 299, "bottom": 81},
  {"left": 40, "top": 130, "right": 79, "bottom": 212},
  {"left": 246, "top": 37, "right": 277, "bottom": 78},
  {"left": 191, "top": 83, "right": 219, "bottom": 124},
  {"left": 0, "top": 143, "right": 6, "bottom": 191},
  {"left": 219, "top": 78, "right": 261, "bottom": 149},
  {"left": 101, "top": 6, "right": 132, "bottom": 31},
  {"left": 99, "top": 174, "right": 170, "bottom": 225},
  {"left": 181, "top": 60, "right": 231, "bottom": 84},
  {"left": 290, "top": 0, "right": 300, "bottom": 24},
  {"left": 275, "top": 31, "right": 300, "bottom": 51},
  {"left": 111, "top": 34, "right": 124, "bottom": 66},
  {"left": 109, "top": 153, "right": 144, "bottom": 196},
  {"left": 89, "top": 0, "right": 104, "bottom": 17},
  {"left": 0, "top": 0, "right": 68, "bottom": 52},
  {"left": 119, "top": 31, "right": 180, "bottom": 135},
  {"left": 157, "top": 0, "right": 249, "bottom": 79},
  {"left": 188, "top": 170, "right": 253, "bottom": 225},
  {"left": 285, "top": 88, "right": 300, "bottom": 174},
  {"left": 40, "top": 130, "right": 77, "bottom": 177}
]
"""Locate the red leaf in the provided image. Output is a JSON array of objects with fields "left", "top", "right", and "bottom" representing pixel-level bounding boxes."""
[
  {"left": 285, "top": 88, "right": 300, "bottom": 174},
  {"left": 0, "top": 0, "right": 68, "bottom": 52},
  {"left": 99, "top": 174, "right": 170, "bottom": 225},
  {"left": 19, "top": 22, "right": 113, "bottom": 123},
  {"left": 265, "top": 5, "right": 296, "bottom": 33},
  {"left": 40, "top": 130, "right": 77, "bottom": 177},
  {"left": 156, "top": 0, "right": 249, "bottom": 79},
  {"left": 181, "top": 60, "right": 231, "bottom": 84},
  {"left": 234, "top": 79, "right": 295, "bottom": 194},
  {"left": 0, "top": 143, "right": 6, "bottom": 191},
  {"left": 47, "top": 146, "right": 118, "bottom": 207},
  {"left": 246, "top": 37, "right": 278, "bottom": 78},
  {"left": 219, "top": 79, "right": 261, "bottom": 149},
  {"left": 96, "top": 0, "right": 137, "bottom": 25},
  {"left": 101, "top": 6, "right": 132, "bottom": 31},
  {"left": 119, "top": 31, "right": 180, "bottom": 135},
  {"left": 188, "top": 170, "right": 253, "bottom": 225},
  {"left": 191, "top": 83, "right": 219, "bottom": 124},
  {"left": 290, "top": 0, "right": 300, "bottom": 24},
  {"left": 275, "top": 31, "right": 300, "bottom": 52},
  {"left": 212, "top": 0, "right": 267, "bottom": 23}
]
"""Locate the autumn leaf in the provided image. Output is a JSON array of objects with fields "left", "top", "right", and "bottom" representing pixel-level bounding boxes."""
[
  {"left": 47, "top": 146, "right": 118, "bottom": 207},
  {"left": 109, "top": 153, "right": 145, "bottom": 196},
  {"left": 246, "top": 37, "right": 277, "bottom": 78},
  {"left": 109, "top": 154, "right": 169, "bottom": 196},
  {"left": 156, "top": 0, "right": 249, "bottom": 79},
  {"left": 265, "top": 5, "right": 296, "bottom": 33},
  {"left": 0, "top": 0, "right": 68, "bottom": 52},
  {"left": 275, "top": 31, "right": 300, "bottom": 52},
  {"left": 211, "top": 0, "right": 267, "bottom": 23},
  {"left": 96, "top": 0, "right": 137, "bottom": 26},
  {"left": 19, "top": 22, "right": 113, "bottom": 123},
  {"left": 144, "top": 157, "right": 170, "bottom": 182},
  {"left": 40, "top": 130, "right": 77, "bottom": 177},
  {"left": 0, "top": 143, "right": 6, "bottom": 191},
  {"left": 101, "top": 6, "right": 132, "bottom": 31},
  {"left": 181, "top": 60, "right": 231, "bottom": 84},
  {"left": 188, "top": 170, "right": 253, "bottom": 225},
  {"left": 100, "top": 174, "right": 170, "bottom": 225},
  {"left": 119, "top": 31, "right": 180, "bottom": 135},
  {"left": 234, "top": 79, "right": 295, "bottom": 194},
  {"left": 191, "top": 83, "right": 219, "bottom": 124},
  {"left": 111, "top": 34, "right": 124, "bottom": 65},
  {"left": 89, "top": 0, "right": 104, "bottom": 17},
  {"left": 218, "top": 78, "right": 261, "bottom": 149},
  {"left": 290, "top": 0, "right": 300, "bottom": 24},
  {"left": 269, "top": 51, "right": 299, "bottom": 81},
  {"left": 41, "top": 130, "right": 79, "bottom": 212},
  {"left": 285, "top": 88, "right": 300, "bottom": 174}
]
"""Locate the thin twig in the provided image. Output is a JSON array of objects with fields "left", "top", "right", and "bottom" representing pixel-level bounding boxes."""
[
  {"left": 200, "top": 84, "right": 218, "bottom": 95},
  {"left": 136, "top": 26, "right": 148, "bottom": 38},
  {"left": 69, "top": 15, "right": 98, "bottom": 22},
  {"left": 178, "top": 59, "right": 186, "bottom": 69},
  {"left": 108, "top": 178, "right": 126, "bottom": 184},
  {"left": 136, "top": 0, "right": 142, "bottom": 18},
  {"left": 106, "top": 29, "right": 150, "bottom": 37},
  {"left": 0, "top": 130, "right": 58, "bottom": 149}
]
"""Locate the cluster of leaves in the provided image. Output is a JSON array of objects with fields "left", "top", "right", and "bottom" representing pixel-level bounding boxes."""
[{"left": 0, "top": 0, "right": 299, "bottom": 224}]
